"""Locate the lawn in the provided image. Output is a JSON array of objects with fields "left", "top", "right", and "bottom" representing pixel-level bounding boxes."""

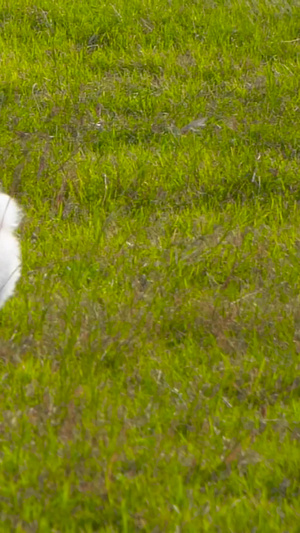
[{"left": 1, "top": 0, "right": 300, "bottom": 530}]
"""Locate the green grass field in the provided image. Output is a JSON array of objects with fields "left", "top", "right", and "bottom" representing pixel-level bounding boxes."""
[{"left": 1, "top": 0, "right": 300, "bottom": 530}]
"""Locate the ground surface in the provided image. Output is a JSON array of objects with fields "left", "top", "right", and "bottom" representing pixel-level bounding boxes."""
[{"left": 1, "top": 0, "right": 300, "bottom": 531}]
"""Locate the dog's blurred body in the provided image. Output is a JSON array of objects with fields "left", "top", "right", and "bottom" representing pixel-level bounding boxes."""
[{"left": 0, "top": 194, "right": 22, "bottom": 309}]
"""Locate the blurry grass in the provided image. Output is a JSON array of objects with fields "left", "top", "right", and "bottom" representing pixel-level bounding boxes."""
[{"left": 1, "top": 0, "right": 300, "bottom": 530}]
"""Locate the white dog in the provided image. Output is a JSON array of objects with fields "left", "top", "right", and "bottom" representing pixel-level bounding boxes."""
[{"left": 0, "top": 194, "right": 22, "bottom": 309}]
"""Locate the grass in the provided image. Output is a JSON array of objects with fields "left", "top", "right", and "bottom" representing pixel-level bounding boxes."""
[{"left": 1, "top": 0, "right": 300, "bottom": 530}]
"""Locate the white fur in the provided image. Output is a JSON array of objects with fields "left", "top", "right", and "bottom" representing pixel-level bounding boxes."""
[{"left": 0, "top": 194, "right": 22, "bottom": 309}]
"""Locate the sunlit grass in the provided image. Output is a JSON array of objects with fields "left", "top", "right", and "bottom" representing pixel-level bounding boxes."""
[{"left": 1, "top": 0, "right": 300, "bottom": 530}]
